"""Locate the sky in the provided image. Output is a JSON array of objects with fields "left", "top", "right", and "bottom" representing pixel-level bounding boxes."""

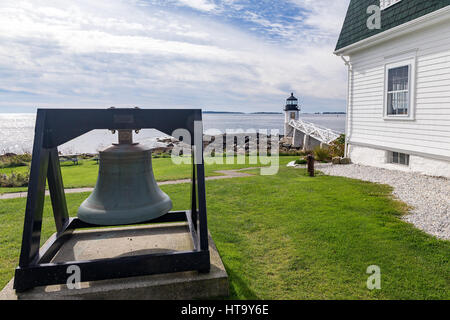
[{"left": 0, "top": 0, "right": 350, "bottom": 113}]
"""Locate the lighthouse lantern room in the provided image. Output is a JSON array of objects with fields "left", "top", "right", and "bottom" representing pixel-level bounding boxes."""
[{"left": 284, "top": 93, "right": 300, "bottom": 137}]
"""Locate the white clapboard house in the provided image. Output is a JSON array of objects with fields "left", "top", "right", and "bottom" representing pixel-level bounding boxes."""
[{"left": 334, "top": 0, "right": 450, "bottom": 178}]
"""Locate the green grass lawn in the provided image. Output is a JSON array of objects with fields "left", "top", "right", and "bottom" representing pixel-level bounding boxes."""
[
  {"left": 0, "top": 166, "right": 448, "bottom": 299},
  {"left": 0, "top": 156, "right": 297, "bottom": 194}
]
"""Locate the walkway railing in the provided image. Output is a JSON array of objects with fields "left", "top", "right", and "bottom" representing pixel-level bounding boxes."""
[{"left": 289, "top": 119, "right": 341, "bottom": 145}]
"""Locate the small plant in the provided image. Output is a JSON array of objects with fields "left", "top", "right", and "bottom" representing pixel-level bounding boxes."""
[
  {"left": 0, "top": 153, "right": 32, "bottom": 168},
  {"left": 294, "top": 158, "right": 307, "bottom": 165},
  {"left": 279, "top": 151, "right": 308, "bottom": 156},
  {"left": 0, "top": 172, "right": 29, "bottom": 188},
  {"left": 16, "top": 153, "right": 32, "bottom": 162},
  {"left": 313, "top": 146, "right": 331, "bottom": 162},
  {"left": 79, "top": 153, "right": 96, "bottom": 160},
  {"left": 329, "top": 134, "right": 346, "bottom": 158}
]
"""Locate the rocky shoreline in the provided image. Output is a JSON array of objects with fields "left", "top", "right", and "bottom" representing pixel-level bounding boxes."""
[
  {"left": 156, "top": 133, "right": 306, "bottom": 156},
  {"left": 1, "top": 132, "right": 309, "bottom": 159}
]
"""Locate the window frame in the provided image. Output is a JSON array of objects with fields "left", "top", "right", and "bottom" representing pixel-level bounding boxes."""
[
  {"left": 380, "top": 0, "right": 402, "bottom": 10},
  {"left": 383, "top": 57, "right": 416, "bottom": 121},
  {"left": 387, "top": 151, "right": 410, "bottom": 166}
]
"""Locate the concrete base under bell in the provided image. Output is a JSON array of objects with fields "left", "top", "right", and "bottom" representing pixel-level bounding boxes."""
[{"left": 0, "top": 223, "right": 229, "bottom": 300}]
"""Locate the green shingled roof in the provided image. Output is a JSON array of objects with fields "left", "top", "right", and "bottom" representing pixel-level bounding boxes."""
[{"left": 335, "top": 0, "right": 450, "bottom": 51}]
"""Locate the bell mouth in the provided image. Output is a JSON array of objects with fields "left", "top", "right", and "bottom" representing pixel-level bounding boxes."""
[
  {"left": 77, "top": 195, "right": 173, "bottom": 226},
  {"left": 112, "top": 142, "right": 139, "bottom": 146}
]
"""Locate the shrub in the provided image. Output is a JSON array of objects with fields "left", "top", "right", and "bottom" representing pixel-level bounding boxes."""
[
  {"left": 279, "top": 151, "right": 308, "bottom": 156},
  {"left": 0, "top": 153, "right": 32, "bottom": 168},
  {"left": 329, "top": 134, "right": 345, "bottom": 158},
  {"left": 0, "top": 172, "right": 29, "bottom": 188},
  {"left": 294, "top": 158, "right": 307, "bottom": 165},
  {"left": 79, "top": 153, "right": 96, "bottom": 160},
  {"left": 313, "top": 146, "right": 331, "bottom": 162},
  {"left": 14, "top": 153, "right": 32, "bottom": 162}
]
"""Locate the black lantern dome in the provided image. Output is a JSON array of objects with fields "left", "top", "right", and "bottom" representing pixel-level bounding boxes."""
[{"left": 284, "top": 93, "right": 299, "bottom": 111}]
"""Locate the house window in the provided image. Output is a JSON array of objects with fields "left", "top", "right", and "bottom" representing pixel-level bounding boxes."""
[
  {"left": 387, "top": 65, "right": 409, "bottom": 115},
  {"left": 388, "top": 151, "right": 410, "bottom": 166},
  {"left": 290, "top": 112, "right": 296, "bottom": 119},
  {"left": 384, "top": 57, "right": 415, "bottom": 120},
  {"left": 380, "top": 0, "right": 402, "bottom": 10}
]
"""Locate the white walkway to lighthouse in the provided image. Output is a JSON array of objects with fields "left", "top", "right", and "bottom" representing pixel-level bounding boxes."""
[{"left": 288, "top": 119, "right": 341, "bottom": 145}]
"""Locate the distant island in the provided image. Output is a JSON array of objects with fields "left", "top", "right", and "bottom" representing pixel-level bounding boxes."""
[
  {"left": 203, "top": 111, "right": 345, "bottom": 115},
  {"left": 250, "top": 112, "right": 282, "bottom": 115},
  {"left": 314, "top": 112, "right": 346, "bottom": 115},
  {"left": 203, "top": 111, "right": 245, "bottom": 114},
  {"left": 203, "top": 111, "right": 282, "bottom": 115}
]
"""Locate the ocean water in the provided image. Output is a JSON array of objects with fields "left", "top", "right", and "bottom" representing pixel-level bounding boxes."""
[{"left": 0, "top": 113, "right": 345, "bottom": 155}]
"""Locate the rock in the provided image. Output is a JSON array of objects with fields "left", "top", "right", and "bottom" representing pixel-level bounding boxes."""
[
  {"left": 156, "top": 137, "right": 179, "bottom": 144},
  {"left": 332, "top": 157, "right": 341, "bottom": 165},
  {"left": 340, "top": 157, "right": 351, "bottom": 165},
  {"left": 286, "top": 161, "right": 297, "bottom": 167},
  {"left": 151, "top": 147, "right": 171, "bottom": 154}
]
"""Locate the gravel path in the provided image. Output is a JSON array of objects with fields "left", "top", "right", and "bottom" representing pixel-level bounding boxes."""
[{"left": 317, "top": 164, "right": 450, "bottom": 240}]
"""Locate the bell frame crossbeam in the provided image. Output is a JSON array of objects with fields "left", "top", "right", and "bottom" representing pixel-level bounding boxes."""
[{"left": 13, "top": 108, "right": 210, "bottom": 292}]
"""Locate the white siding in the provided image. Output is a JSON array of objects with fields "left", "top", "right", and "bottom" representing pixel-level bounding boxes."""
[{"left": 348, "top": 18, "right": 450, "bottom": 160}]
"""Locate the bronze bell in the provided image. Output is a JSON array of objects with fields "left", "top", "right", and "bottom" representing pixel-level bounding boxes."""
[{"left": 77, "top": 130, "right": 172, "bottom": 225}]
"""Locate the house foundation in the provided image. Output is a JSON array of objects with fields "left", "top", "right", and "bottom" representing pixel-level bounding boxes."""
[{"left": 349, "top": 145, "right": 450, "bottom": 179}]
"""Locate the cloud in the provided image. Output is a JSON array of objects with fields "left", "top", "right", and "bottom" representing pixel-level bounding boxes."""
[
  {"left": 0, "top": 0, "right": 349, "bottom": 112},
  {"left": 289, "top": 0, "right": 349, "bottom": 33},
  {"left": 176, "top": 0, "right": 217, "bottom": 12}
]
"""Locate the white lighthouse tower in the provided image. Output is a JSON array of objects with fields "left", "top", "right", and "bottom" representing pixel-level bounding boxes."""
[{"left": 284, "top": 93, "right": 300, "bottom": 137}]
